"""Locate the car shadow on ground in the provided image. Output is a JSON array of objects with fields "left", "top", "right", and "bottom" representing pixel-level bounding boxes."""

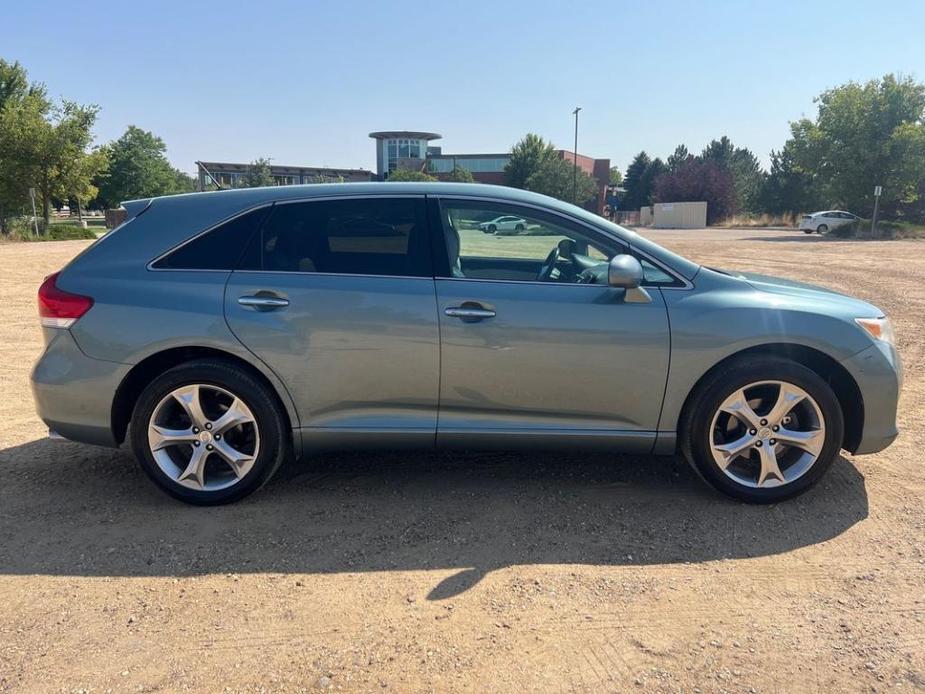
[{"left": 0, "top": 439, "right": 868, "bottom": 599}]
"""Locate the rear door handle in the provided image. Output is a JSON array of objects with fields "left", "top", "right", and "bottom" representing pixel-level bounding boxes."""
[
  {"left": 238, "top": 295, "right": 290, "bottom": 310},
  {"left": 445, "top": 306, "right": 496, "bottom": 321}
]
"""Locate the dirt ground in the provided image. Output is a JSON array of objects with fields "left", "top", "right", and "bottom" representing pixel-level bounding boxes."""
[{"left": 0, "top": 229, "right": 922, "bottom": 693}]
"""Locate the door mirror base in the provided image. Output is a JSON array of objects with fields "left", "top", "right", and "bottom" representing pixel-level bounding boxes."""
[{"left": 624, "top": 286, "right": 652, "bottom": 303}]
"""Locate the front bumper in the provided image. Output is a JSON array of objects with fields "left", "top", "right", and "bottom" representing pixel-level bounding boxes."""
[
  {"left": 840, "top": 341, "right": 902, "bottom": 455},
  {"left": 31, "top": 329, "right": 130, "bottom": 447}
]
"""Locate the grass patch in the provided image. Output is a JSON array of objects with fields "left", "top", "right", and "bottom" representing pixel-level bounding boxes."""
[
  {"left": 2, "top": 220, "right": 99, "bottom": 242},
  {"left": 718, "top": 213, "right": 801, "bottom": 228},
  {"left": 830, "top": 218, "right": 925, "bottom": 240}
]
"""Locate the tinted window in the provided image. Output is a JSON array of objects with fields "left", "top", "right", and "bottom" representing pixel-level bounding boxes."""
[
  {"left": 153, "top": 207, "right": 269, "bottom": 270},
  {"left": 252, "top": 197, "right": 430, "bottom": 277}
]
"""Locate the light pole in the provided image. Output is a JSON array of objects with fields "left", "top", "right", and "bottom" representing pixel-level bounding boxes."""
[{"left": 572, "top": 107, "right": 582, "bottom": 204}]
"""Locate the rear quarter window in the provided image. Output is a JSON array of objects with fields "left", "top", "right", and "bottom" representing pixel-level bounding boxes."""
[{"left": 152, "top": 206, "right": 270, "bottom": 270}]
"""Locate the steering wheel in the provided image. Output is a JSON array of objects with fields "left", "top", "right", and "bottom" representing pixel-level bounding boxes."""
[{"left": 537, "top": 245, "right": 561, "bottom": 282}]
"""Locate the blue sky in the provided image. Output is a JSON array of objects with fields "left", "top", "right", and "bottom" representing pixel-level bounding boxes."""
[{"left": 5, "top": 0, "right": 924, "bottom": 174}]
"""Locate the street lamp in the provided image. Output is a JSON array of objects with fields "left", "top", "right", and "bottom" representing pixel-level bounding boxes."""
[{"left": 572, "top": 107, "right": 582, "bottom": 204}]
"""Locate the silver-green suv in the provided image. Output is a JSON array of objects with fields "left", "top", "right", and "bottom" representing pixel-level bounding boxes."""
[{"left": 32, "top": 183, "right": 901, "bottom": 505}]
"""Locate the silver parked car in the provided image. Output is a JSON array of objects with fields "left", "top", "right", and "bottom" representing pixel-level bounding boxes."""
[
  {"left": 800, "top": 210, "right": 859, "bottom": 234},
  {"left": 32, "top": 183, "right": 901, "bottom": 505},
  {"left": 478, "top": 215, "right": 527, "bottom": 233}
]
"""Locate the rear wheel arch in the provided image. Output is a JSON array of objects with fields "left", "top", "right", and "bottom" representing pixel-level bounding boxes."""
[
  {"left": 677, "top": 343, "right": 864, "bottom": 453},
  {"left": 111, "top": 346, "right": 298, "bottom": 447}
]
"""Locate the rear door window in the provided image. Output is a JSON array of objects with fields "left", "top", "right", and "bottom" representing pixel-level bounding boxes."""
[{"left": 244, "top": 197, "right": 431, "bottom": 277}]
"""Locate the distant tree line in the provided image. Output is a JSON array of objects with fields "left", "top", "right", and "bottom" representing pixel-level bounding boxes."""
[
  {"left": 0, "top": 59, "right": 197, "bottom": 233},
  {"left": 619, "top": 74, "right": 925, "bottom": 224},
  {"left": 3, "top": 57, "right": 923, "bottom": 234}
]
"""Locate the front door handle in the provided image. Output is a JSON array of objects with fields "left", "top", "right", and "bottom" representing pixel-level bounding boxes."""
[
  {"left": 238, "top": 295, "right": 290, "bottom": 311},
  {"left": 445, "top": 306, "right": 496, "bottom": 321}
]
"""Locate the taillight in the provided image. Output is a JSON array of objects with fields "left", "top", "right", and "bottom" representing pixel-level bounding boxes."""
[{"left": 37, "top": 272, "right": 94, "bottom": 328}]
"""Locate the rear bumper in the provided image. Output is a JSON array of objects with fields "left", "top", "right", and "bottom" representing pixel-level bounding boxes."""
[
  {"left": 840, "top": 342, "right": 902, "bottom": 455},
  {"left": 31, "top": 329, "right": 130, "bottom": 447}
]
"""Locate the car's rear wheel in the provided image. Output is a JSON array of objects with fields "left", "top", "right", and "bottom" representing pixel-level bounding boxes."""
[
  {"left": 802, "top": 229, "right": 813, "bottom": 234},
  {"left": 515, "top": 223, "right": 525, "bottom": 231},
  {"left": 817, "top": 224, "right": 828, "bottom": 234},
  {"left": 681, "top": 356, "right": 844, "bottom": 503},
  {"left": 129, "top": 359, "right": 290, "bottom": 505}
]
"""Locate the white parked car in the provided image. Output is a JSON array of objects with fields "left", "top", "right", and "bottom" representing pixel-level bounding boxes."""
[
  {"left": 478, "top": 215, "right": 527, "bottom": 233},
  {"left": 799, "top": 210, "right": 859, "bottom": 234}
]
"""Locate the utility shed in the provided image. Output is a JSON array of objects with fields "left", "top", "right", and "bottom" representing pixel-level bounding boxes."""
[{"left": 653, "top": 201, "right": 707, "bottom": 228}]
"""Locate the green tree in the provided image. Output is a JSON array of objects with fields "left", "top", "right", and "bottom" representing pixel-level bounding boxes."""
[
  {"left": 94, "top": 126, "right": 194, "bottom": 208},
  {"left": 759, "top": 147, "right": 823, "bottom": 215},
  {"left": 639, "top": 158, "right": 666, "bottom": 206},
  {"left": 783, "top": 74, "right": 925, "bottom": 219},
  {"left": 620, "top": 151, "right": 651, "bottom": 210},
  {"left": 702, "top": 136, "right": 766, "bottom": 213},
  {"left": 608, "top": 166, "right": 623, "bottom": 185},
  {"left": 0, "top": 97, "right": 103, "bottom": 225},
  {"left": 0, "top": 61, "right": 50, "bottom": 230},
  {"left": 666, "top": 144, "right": 691, "bottom": 172},
  {"left": 446, "top": 165, "right": 475, "bottom": 183},
  {"left": 504, "top": 133, "right": 557, "bottom": 189},
  {"left": 386, "top": 168, "right": 437, "bottom": 182},
  {"left": 701, "top": 136, "right": 735, "bottom": 167},
  {"left": 241, "top": 157, "right": 274, "bottom": 188},
  {"left": 0, "top": 59, "right": 47, "bottom": 111},
  {"left": 524, "top": 155, "right": 599, "bottom": 204}
]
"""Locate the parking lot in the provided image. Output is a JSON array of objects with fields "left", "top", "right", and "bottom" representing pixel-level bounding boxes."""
[{"left": 0, "top": 228, "right": 922, "bottom": 692}]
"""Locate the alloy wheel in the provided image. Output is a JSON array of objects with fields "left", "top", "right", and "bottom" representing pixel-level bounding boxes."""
[
  {"left": 709, "top": 380, "right": 826, "bottom": 489},
  {"left": 147, "top": 383, "right": 260, "bottom": 491}
]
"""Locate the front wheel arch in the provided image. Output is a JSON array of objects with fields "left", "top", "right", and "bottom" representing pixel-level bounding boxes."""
[{"left": 676, "top": 343, "right": 864, "bottom": 454}]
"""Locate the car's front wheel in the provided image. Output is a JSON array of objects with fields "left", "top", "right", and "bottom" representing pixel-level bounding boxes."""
[
  {"left": 129, "top": 359, "right": 290, "bottom": 505},
  {"left": 681, "top": 357, "right": 844, "bottom": 503}
]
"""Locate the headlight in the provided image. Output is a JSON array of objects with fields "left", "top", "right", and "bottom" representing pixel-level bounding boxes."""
[{"left": 855, "top": 317, "right": 895, "bottom": 346}]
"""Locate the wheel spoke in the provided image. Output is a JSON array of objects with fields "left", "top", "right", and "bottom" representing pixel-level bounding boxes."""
[
  {"left": 149, "top": 383, "right": 261, "bottom": 492},
  {"left": 172, "top": 384, "right": 208, "bottom": 430},
  {"left": 149, "top": 425, "right": 197, "bottom": 451},
  {"left": 756, "top": 444, "right": 785, "bottom": 487},
  {"left": 775, "top": 427, "right": 824, "bottom": 456},
  {"left": 212, "top": 439, "right": 255, "bottom": 478},
  {"left": 712, "top": 432, "right": 756, "bottom": 468},
  {"left": 211, "top": 398, "right": 254, "bottom": 436},
  {"left": 766, "top": 383, "right": 806, "bottom": 425},
  {"left": 177, "top": 444, "right": 209, "bottom": 489},
  {"left": 720, "top": 389, "right": 762, "bottom": 429}
]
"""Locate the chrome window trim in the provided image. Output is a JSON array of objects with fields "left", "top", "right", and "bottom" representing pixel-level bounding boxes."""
[
  {"left": 232, "top": 269, "right": 434, "bottom": 282},
  {"left": 434, "top": 194, "right": 694, "bottom": 290},
  {"left": 147, "top": 193, "right": 428, "bottom": 273}
]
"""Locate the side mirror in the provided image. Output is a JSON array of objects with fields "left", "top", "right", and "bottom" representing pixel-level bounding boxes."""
[
  {"left": 608, "top": 254, "right": 651, "bottom": 303},
  {"left": 608, "top": 254, "right": 643, "bottom": 289}
]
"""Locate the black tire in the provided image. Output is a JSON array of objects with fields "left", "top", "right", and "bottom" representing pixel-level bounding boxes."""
[
  {"left": 129, "top": 359, "right": 291, "bottom": 505},
  {"left": 816, "top": 224, "right": 828, "bottom": 234},
  {"left": 802, "top": 229, "right": 813, "bottom": 234},
  {"left": 680, "top": 356, "right": 844, "bottom": 503},
  {"left": 515, "top": 223, "right": 525, "bottom": 232},
  {"left": 487, "top": 224, "right": 497, "bottom": 233}
]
